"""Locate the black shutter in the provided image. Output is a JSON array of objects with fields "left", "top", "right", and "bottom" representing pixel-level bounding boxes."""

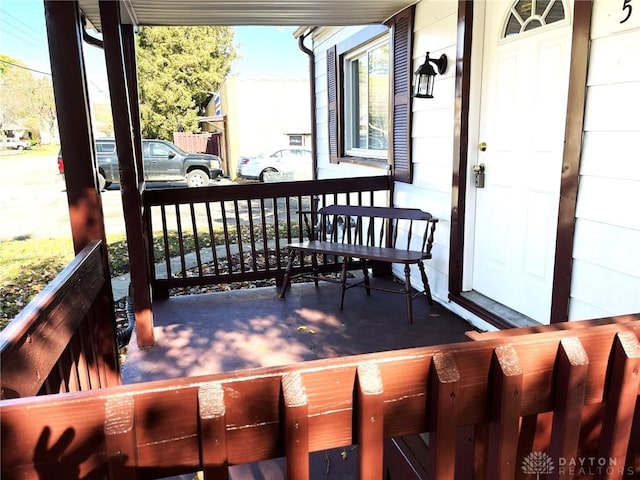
[
  {"left": 387, "top": 6, "right": 415, "bottom": 183},
  {"left": 327, "top": 45, "right": 340, "bottom": 164}
]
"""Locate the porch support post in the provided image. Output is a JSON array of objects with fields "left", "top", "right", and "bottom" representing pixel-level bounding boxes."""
[
  {"left": 99, "top": 0, "right": 155, "bottom": 347},
  {"left": 44, "top": 0, "right": 120, "bottom": 384},
  {"left": 44, "top": 0, "right": 109, "bottom": 256}
]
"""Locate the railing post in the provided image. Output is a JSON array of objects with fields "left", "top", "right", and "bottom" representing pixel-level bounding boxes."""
[
  {"left": 487, "top": 345, "right": 522, "bottom": 480},
  {"left": 282, "top": 372, "right": 309, "bottom": 480},
  {"left": 356, "top": 363, "right": 385, "bottom": 479},
  {"left": 428, "top": 352, "right": 461, "bottom": 480},
  {"left": 100, "top": 0, "right": 155, "bottom": 347},
  {"left": 198, "top": 382, "right": 228, "bottom": 479},
  {"left": 105, "top": 395, "right": 139, "bottom": 480},
  {"left": 549, "top": 337, "right": 589, "bottom": 479}
]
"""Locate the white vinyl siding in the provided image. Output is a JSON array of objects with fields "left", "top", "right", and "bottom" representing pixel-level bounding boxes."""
[
  {"left": 391, "top": 0, "right": 457, "bottom": 302},
  {"left": 569, "top": 2, "right": 640, "bottom": 319}
]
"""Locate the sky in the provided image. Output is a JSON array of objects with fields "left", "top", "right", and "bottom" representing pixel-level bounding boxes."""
[{"left": 0, "top": 0, "right": 308, "bottom": 104}]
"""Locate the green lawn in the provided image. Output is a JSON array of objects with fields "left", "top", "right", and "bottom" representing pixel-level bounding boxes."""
[
  {"left": 0, "top": 143, "right": 59, "bottom": 158},
  {"left": 0, "top": 234, "right": 125, "bottom": 328},
  {"left": 0, "top": 237, "right": 74, "bottom": 328}
]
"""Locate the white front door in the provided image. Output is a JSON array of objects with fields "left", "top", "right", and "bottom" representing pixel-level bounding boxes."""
[{"left": 471, "top": 0, "right": 573, "bottom": 323}]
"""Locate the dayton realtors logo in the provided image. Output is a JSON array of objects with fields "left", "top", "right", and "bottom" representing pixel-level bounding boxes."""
[
  {"left": 521, "top": 452, "right": 554, "bottom": 479},
  {"left": 521, "top": 452, "right": 636, "bottom": 478}
]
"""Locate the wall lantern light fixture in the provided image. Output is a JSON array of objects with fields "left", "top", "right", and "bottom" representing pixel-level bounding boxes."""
[{"left": 413, "top": 52, "right": 448, "bottom": 99}]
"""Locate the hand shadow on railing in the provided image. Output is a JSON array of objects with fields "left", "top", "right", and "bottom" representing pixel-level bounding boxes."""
[{"left": 33, "top": 425, "right": 109, "bottom": 480}]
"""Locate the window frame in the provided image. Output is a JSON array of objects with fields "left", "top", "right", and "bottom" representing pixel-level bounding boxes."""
[
  {"left": 343, "top": 34, "right": 390, "bottom": 160},
  {"left": 326, "top": 5, "right": 415, "bottom": 183}
]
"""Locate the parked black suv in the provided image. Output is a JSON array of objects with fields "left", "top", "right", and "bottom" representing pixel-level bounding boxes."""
[{"left": 57, "top": 138, "right": 224, "bottom": 189}]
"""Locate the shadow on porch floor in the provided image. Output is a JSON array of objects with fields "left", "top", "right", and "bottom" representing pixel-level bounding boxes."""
[{"left": 122, "top": 277, "right": 475, "bottom": 385}]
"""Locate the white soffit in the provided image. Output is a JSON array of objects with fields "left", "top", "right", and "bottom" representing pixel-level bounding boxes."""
[{"left": 79, "top": 0, "right": 417, "bottom": 31}]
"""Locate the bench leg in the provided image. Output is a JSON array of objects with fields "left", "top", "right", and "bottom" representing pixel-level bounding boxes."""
[
  {"left": 418, "top": 260, "right": 434, "bottom": 305},
  {"left": 361, "top": 260, "right": 371, "bottom": 296},
  {"left": 339, "top": 258, "right": 349, "bottom": 310},
  {"left": 279, "top": 252, "right": 296, "bottom": 299},
  {"left": 311, "top": 253, "right": 319, "bottom": 287},
  {"left": 404, "top": 264, "right": 413, "bottom": 324}
]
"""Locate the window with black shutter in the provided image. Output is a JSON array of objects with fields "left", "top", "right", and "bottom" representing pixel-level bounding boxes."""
[{"left": 326, "top": 5, "right": 415, "bottom": 182}]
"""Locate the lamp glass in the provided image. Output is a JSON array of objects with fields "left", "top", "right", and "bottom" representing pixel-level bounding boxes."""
[{"left": 413, "top": 60, "right": 436, "bottom": 98}]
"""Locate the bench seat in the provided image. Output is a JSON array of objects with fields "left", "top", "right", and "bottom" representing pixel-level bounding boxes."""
[
  {"left": 284, "top": 241, "right": 429, "bottom": 264},
  {"left": 279, "top": 205, "right": 438, "bottom": 324}
]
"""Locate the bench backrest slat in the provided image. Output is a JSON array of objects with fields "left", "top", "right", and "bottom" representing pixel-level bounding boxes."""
[{"left": 317, "top": 205, "right": 438, "bottom": 255}]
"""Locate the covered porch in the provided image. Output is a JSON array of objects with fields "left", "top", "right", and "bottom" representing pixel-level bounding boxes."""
[{"left": 2, "top": 0, "right": 640, "bottom": 478}]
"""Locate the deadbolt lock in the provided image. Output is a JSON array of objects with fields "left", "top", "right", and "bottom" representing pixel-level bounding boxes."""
[
  {"left": 473, "top": 163, "right": 485, "bottom": 188},
  {"left": 479, "top": 142, "right": 487, "bottom": 152}
]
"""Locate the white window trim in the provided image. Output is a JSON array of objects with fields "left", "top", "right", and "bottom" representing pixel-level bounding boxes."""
[{"left": 343, "top": 33, "right": 389, "bottom": 160}]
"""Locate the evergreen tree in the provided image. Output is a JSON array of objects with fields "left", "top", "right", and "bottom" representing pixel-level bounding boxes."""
[{"left": 136, "top": 26, "right": 236, "bottom": 139}]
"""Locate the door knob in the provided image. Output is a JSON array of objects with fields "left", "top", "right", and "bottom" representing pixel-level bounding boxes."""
[{"left": 479, "top": 142, "right": 487, "bottom": 152}]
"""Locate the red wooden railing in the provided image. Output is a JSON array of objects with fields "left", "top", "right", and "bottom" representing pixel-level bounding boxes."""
[
  {"left": 2, "top": 314, "right": 639, "bottom": 479},
  {"left": 0, "top": 240, "right": 120, "bottom": 400},
  {"left": 142, "top": 175, "right": 393, "bottom": 297}
]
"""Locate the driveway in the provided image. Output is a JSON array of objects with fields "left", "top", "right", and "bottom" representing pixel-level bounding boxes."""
[{"left": 0, "top": 153, "right": 235, "bottom": 242}]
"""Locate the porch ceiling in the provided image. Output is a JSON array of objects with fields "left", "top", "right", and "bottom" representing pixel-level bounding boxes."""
[{"left": 78, "top": 0, "right": 417, "bottom": 30}]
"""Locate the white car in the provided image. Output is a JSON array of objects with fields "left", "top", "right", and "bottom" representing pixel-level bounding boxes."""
[
  {"left": 1, "top": 137, "right": 31, "bottom": 150},
  {"left": 236, "top": 148, "right": 312, "bottom": 182}
]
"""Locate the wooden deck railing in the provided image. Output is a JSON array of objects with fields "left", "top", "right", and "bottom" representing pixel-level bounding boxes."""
[
  {"left": 143, "top": 175, "right": 392, "bottom": 297},
  {"left": 0, "top": 240, "right": 120, "bottom": 400},
  {"left": 2, "top": 315, "right": 639, "bottom": 479}
]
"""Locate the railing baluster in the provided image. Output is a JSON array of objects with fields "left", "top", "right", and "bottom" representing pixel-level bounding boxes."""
[
  {"left": 549, "top": 337, "right": 589, "bottom": 471},
  {"left": 175, "top": 204, "right": 187, "bottom": 278},
  {"left": 82, "top": 315, "right": 102, "bottom": 390},
  {"left": 297, "top": 195, "right": 305, "bottom": 242},
  {"left": 105, "top": 395, "right": 138, "bottom": 480},
  {"left": 161, "top": 205, "right": 171, "bottom": 279},
  {"left": 356, "top": 363, "right": 384, "bottom": 479},
  {"left": 596, "top": 331, "right": 640, "bottom": 469},
  {"left": 260, "top": 198, "right": 269, "bottom": 271},
  {"left": 285, "top": 196, "right": 292, "bottom": 242},
  {"left": 220, "top": 202, "right": 233, "bottom": 275},
  {"left": 72, "top": 332, "right": 91, "bottom": 391},
  {"left": 428, "top": 352, "right": 461, "bottom": 480},
  {"left": 55, "top": 360, "right": 68, "bottom": 393},
  {"left": 274, "top": 196, "right": 281, "bottom": 269},
  {"left": 233, "top": 200, "right": 245, "bottom": 274},
  {"left": 487, "top": 345, "right": 523, "bottom": 480},
  {"left": 247, "top": 199, "right": 257, "bottom": 273},
  {"left": 205, "top": 202, "right": 220, "bottom": 277},
  {"left": 282, "top": 372, "right": 309, "bottom": 480},
  {"left": 64, "top": 341, "right": 80, "bottom": 393},
  {"left": 190, "top": 203, "right": 203, "bottom": 276},
  {"left": 198, "top": 383, "right": 228, "bottom": 479}
]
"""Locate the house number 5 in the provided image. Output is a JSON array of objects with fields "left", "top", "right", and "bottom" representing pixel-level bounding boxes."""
[{"left": 621, "top": 0, "right": 633, "bottom": 23}]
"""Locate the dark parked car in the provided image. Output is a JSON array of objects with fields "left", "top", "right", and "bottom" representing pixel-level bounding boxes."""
[{"left": 57, "top": 138, "right": 224, "bottom": 189}]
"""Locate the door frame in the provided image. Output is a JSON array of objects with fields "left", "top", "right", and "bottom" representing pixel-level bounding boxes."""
[{"left": 448, "top": 0, "right": 593, "bottom": 328}]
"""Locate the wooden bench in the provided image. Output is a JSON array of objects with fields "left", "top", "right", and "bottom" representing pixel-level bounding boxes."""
[{"left": 279, "top": 205, "right": 438, "bottom": 324}]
